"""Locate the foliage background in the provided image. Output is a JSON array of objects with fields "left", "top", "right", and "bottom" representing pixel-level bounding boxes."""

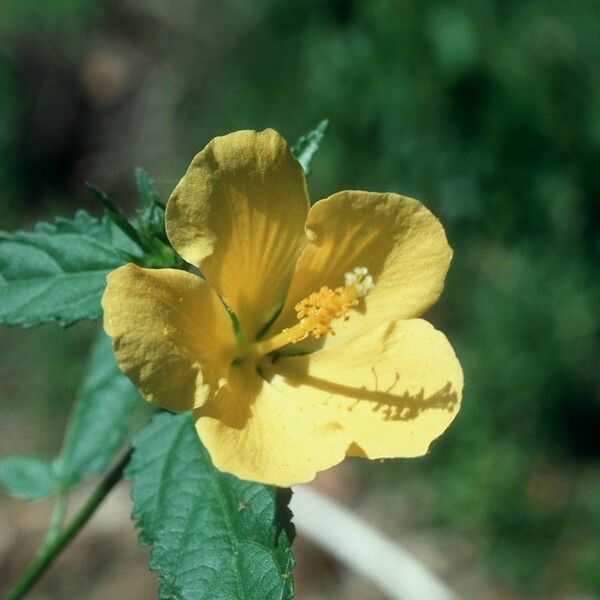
[{"left": 0, "top": 1, "right": 599, "bottom": 597}]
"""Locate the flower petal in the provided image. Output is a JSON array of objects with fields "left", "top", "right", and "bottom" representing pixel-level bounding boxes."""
[
  {"left": 166, "top": 129, "right": 309, "bottom": 340},
  {"left": 269, "top": 191, "right": 453, "bottom": 346},
  {"left": 194, "top": 363, "right": 348, "bottom": 487},
  {"left": 102, "top": 264, "right": 236, "bottom": 413},
  {"left": 262, "top": 318, "right": 463, "bottom": 459}
]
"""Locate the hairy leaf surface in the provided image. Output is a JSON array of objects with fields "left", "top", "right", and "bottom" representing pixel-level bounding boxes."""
[
  {"left": 127, "top": 412, "right": 295, "bottom": 600},
  {"left": 0, "top": 210, "right": 140, "bottom": 327}
]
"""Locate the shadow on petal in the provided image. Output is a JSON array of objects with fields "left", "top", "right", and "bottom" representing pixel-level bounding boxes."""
[
  {"left": 195, "top": 364, "right": 262, "bottom": 430},
  {"left": 266, "top": 366, "right": 459, "bottom": 423}
]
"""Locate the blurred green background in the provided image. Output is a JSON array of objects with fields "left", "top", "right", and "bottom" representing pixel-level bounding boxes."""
[{"left": 1, "top": 1, "right": 599, "bottom": 598}]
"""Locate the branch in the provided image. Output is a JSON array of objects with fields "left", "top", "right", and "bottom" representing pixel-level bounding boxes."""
[{"left": 3, "top": 450, "right": 131, "bottom": 600}]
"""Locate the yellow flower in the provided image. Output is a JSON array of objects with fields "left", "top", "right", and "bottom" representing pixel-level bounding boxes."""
[{"left": 102, "top": 129, "right": 463, "bottom": 487}]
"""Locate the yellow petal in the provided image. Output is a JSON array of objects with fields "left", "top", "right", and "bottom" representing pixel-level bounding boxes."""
[
  {"left": 194, "top": 363, "right": 348, "bottom": 487},
  {"left": 102, "top": 264, "right": 236, "bottom": 412},
  {"left": 262, "top": 318, "right": 463, "bottom": 459},
  {"left": 268, "top": 191, "right": 453, "bottom": 347},
  {"left": 166, "top": 129, "right": 309, "bottom": 340}
]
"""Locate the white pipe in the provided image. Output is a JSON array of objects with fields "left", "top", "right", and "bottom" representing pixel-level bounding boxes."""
[{"left": 290, "top": 485, "right": 458, "bottom": 600}]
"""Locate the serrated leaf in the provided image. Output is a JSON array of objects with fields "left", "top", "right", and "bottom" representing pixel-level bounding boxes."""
[
  {"left": 35, "top": 209, "right": 141, "bottom": 257},
  {"left": 53, "top": 331, "right": 143, "bottom": 488},
  {"left": 127, "top": 412, "right": 295, "bottom": 600},
  {"left": 0, "top": 210, "right": 140, "bottom": 327},
  {"left": 0, "top": 455, "right": 57, "bottom": 501},
  {"left": 291, "top": 119, "right": 329, "bottom": 176}
]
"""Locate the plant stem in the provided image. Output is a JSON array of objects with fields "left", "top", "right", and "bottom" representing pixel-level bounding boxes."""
[
  {"left": 3, "top": 450, "right": 132, "bottom": 600},
  {"left": 38, "top": 488, "right": 67, "bottom": 554}
]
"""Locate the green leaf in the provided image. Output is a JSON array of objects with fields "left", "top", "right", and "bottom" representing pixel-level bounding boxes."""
[
  {"left": 0, "top": 455, "right": 57, "bottom": 501},
  {"left": 127, "top": 412, "right": 295, "bottom": 600},
  {"left": 0, "top": 210, "right": 139, "bottom": 327},
  {"left": 291, "top": 119, "right": 329, "bottom": 175},
  {"left": 0, "top": 331, "right": 144, "bottom": 502},
  {"left": 35, "top": 209, "right": 141, "bottom": 257},
  {"left": 53, "top": 331, "right": 143, "bottom": 489}
]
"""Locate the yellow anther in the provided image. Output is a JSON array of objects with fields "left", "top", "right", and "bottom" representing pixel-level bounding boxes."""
[
  {"left": 294, "top": 286, "right": 357, "bottom": 339},
  {"left": 248, "top": 266, "right": 374, "bottom": 358}
]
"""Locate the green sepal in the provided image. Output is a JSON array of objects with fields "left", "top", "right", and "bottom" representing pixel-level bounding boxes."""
[
  {"left": 86, "top": 183, "right": 148, "bottom": 253},
  {"left": 133, "top": 169, "right": 183, "bottom": 268},
  {"left": 135, "top": 167, "right": 162, "bottom": 209}
]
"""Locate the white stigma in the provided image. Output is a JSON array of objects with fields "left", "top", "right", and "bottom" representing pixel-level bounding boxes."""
[{"left": 344, "top": 266, "right": 375, "bottom": 298}]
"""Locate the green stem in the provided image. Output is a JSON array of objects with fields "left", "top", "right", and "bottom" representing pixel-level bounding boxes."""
[
  {"left": 38, "top": 488, "right": 67, "bottom": 554},
  {"left": 3, "top": 450, "right": 132, "bottom": 600}
]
